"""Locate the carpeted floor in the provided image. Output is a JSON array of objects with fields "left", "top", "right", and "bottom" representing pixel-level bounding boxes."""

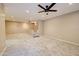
[{"left": 3, "top": 33, "right": 79, "bottom": 56}]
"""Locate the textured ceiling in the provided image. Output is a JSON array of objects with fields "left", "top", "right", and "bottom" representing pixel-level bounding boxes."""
[{"left": 4, "top": 3, "right": 79, "bottom": 21}]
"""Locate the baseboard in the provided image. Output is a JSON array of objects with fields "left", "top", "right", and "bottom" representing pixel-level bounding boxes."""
[
  {"left": 0, "top": 46, "right": 7, "bottom": 56},
  {"left": 44, "top": 35, "right": 79, "bottom": 47}
]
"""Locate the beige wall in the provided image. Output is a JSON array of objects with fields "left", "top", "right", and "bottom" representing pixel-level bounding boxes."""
[
  {"left": 0, "top": 14, "right": 5, "bottom": 55},
  {"left": 0, "top": 4, "right": 5, "bottom": 55},
  {"left": 5, "top": 21, "right": 31, "bottom": 34},
  {"left": 44, "top": 11, "right": 79, "bottom": 45},
  {"left": 38, "top": 21, "right": 44, "bottom": 35},
  {"left": 5, "top": 20, "right": 44, "bottom": 35}
]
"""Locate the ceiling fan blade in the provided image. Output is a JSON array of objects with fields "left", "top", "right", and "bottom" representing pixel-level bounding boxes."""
[
  {"left": 38, "top": 11, "right": 45, "bottom": 13},
  {"left": 47, "top": 3, "right": 56, "bottom": 10},
  {"left": 48, "top": 10, "right": 57, "bottom": 12},
  {"left": 38, "top": 4, "right": 46, "bottom": 10}
]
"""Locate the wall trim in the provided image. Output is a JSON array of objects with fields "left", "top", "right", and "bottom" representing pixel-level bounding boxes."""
[
  {"left": 44, "top": 35, "right": 79, "bottom": 47},
  {"left": 0, "top": 46, "right": 7, "bottom": 56}
]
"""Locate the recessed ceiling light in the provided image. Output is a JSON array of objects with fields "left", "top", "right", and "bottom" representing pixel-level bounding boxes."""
[
  {"left": 69, "top": 3, "right": 72, "bottom": 5},
  {"left": 26, "top": 10, "right": 29, "bottom": 13},
  {"left": 42, "top": 15, "right": 45, "bottom": 17},
  {"left": 25, "top": 17, "right": 28, "bottom": 20},
  {"left": 5, "top": 7, "right": 8, "bottom": 10},
  {"left": 5, "top": 7, "right": 8, "bottom": 13},
  {"left": 11, "top": 16, "right": 14, "bottom": 18}
]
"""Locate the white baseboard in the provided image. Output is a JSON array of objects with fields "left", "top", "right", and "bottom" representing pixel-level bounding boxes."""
[
  {"left": 44, "top": 35, "right": 79, "bottom": 47},
  {"left": 0, "top": 46, "right": 7, "bottom": 56}
]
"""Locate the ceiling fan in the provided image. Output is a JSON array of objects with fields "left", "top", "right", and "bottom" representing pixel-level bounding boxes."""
[{"left": 38, "top": 3, "right": 57, "bottom": 15}]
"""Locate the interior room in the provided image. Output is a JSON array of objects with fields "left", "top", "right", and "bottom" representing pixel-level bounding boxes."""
[{"left": 0, "top": 3, "right": 79, "bottom": 56}]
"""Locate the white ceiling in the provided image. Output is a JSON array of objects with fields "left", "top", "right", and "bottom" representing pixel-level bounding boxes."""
[{"left": 4, "top": 3, "right": 79, "bottom": 21}]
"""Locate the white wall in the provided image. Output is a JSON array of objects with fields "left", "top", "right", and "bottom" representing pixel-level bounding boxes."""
[
  {"left": 0, "top": 4, "right": 5, "bottom": 55},
  {"left": 44, "top": 11, "right": 79, "bottom": 45}
]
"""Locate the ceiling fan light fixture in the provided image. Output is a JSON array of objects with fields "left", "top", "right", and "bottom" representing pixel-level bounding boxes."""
[
  {"left": 46, "top": 12, "right": 48, "bottom": 15},
  {"left": 38, "top": 3, "right": 57, "bottom": 15}
]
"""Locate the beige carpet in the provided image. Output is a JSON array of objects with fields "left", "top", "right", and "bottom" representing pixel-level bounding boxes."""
[{"left": 3, "top": 33, "right": 79, "bottom": 56}]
